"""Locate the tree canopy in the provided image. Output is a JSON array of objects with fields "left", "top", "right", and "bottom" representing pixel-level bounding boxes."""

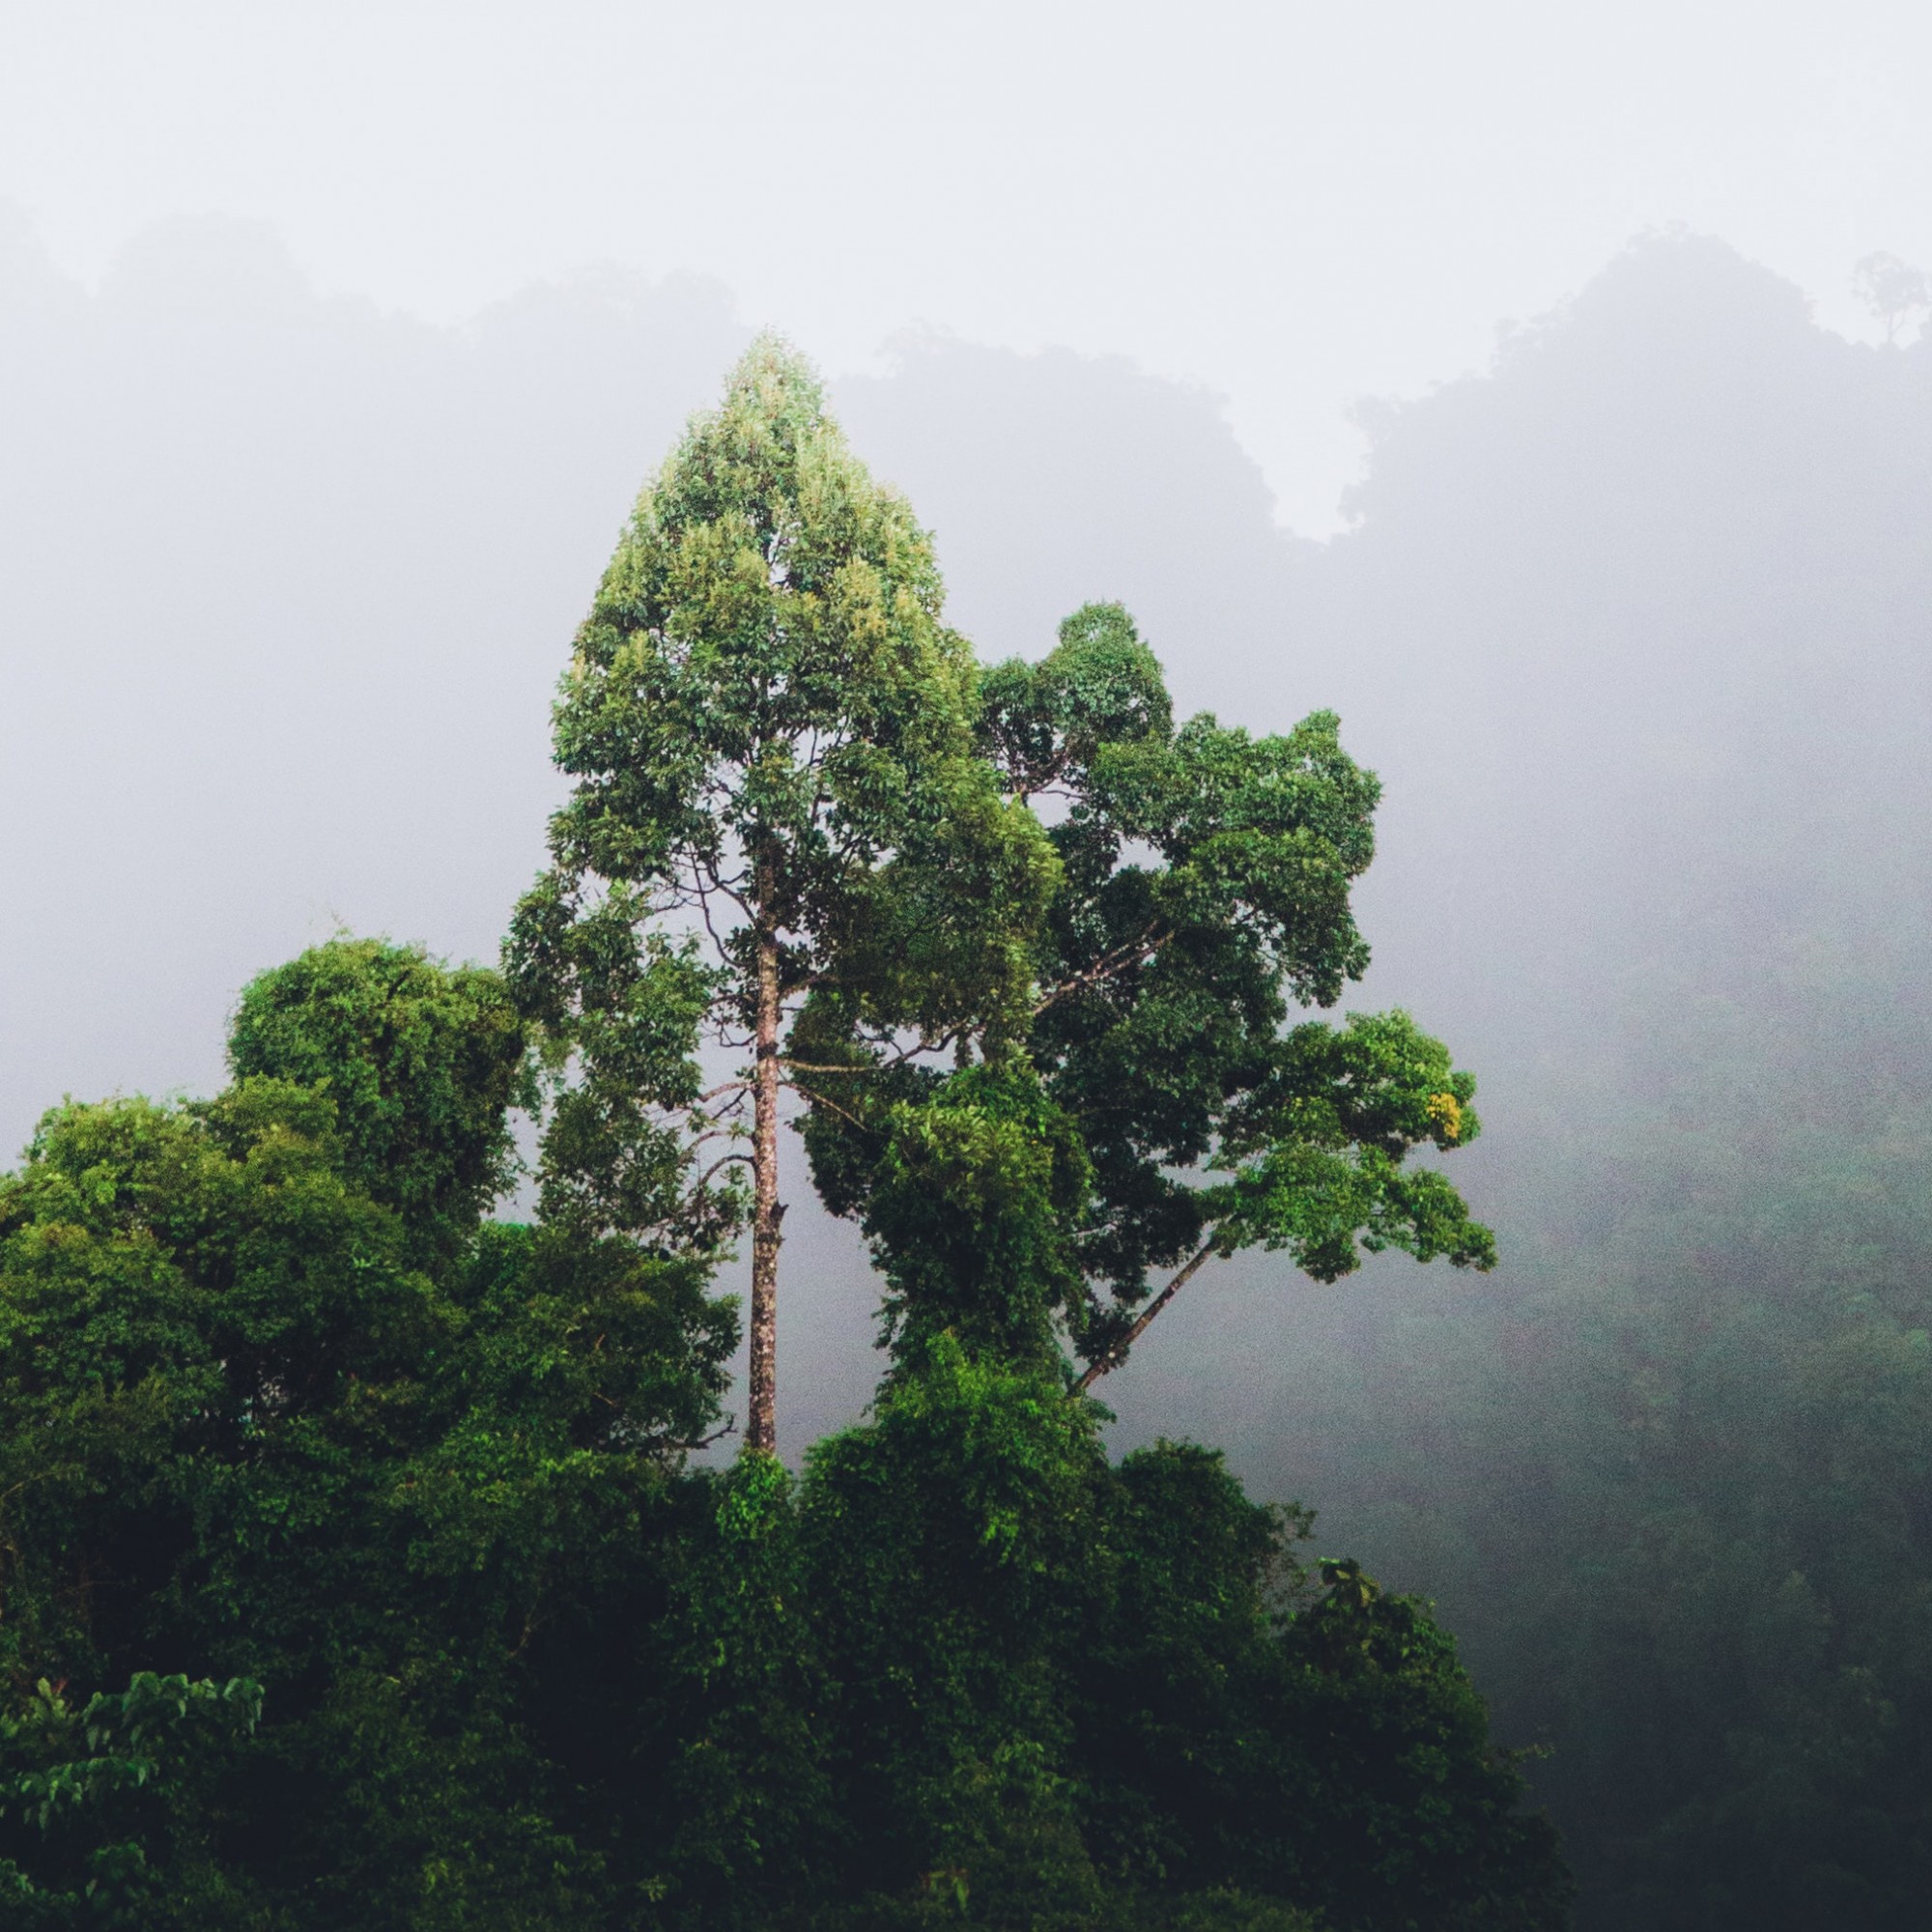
[
  {"left": 804, "top": 598, "right": 1494, "bottom": 1384},
  {"left": 509, "top": 335, "right": 1053, "bottom": 1450},
  {"left": 513, "top": 346, "right": 1493, "bottom": 1451},
  {"left": 0, "top": 345, "right": 1562, "bottom": 1929}
]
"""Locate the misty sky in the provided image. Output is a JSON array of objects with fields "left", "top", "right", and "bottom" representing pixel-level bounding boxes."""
[{"left": 5, "top": 0, "right": 1930, "bottom": 533}]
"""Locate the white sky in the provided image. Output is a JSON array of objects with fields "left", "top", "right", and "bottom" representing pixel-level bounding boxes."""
[{"left": 2, "top": 0, "right": 1929, "bottom": 532}]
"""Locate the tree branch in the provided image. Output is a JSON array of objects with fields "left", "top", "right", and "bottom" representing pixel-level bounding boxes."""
[
  {"left": 691, "top": 1151, "right": 755, "bottom": 1191},
  {"left": 1034, "top": 924, "right": 1174, "bottom": 1018},
  {"left": 790, "top": 1084, "right": 869, "bottom": 1133},
  {"left": 1075, "top": 1233, "right": 1221, "bottom": 1392},
  {"left": 781, "top": 1023, "right": 967, "bottom": 1078},
  {"left": 664, "top": 1419, "right": 738, "bottom": 1453}
]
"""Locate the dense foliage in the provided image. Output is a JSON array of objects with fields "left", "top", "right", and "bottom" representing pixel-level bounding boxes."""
[
  {"left": 0, "top": 938, "right": 1564, "bottom": 1927},
  {"left": 0, "top": 952, "right": 735, "bottom": 1923},
  {"left": 802, "top": 600, "right": 1492, "bottom": 1385},
  {"left": 0, "top": 344, "right": 1565, "bottom": 1925}
]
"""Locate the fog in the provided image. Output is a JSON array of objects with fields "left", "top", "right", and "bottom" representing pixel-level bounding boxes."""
[
  {"left": 7, "top": 2, "right": 1932, "bottom": 532},
  {"left": 9, "top": 9, "right": 1932, "bottom": 1921}
]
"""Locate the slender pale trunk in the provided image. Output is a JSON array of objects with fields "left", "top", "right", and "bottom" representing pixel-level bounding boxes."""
[
  {"left": 1075, "top": 1234, "right": 1218, "bottom": 1393},
  {"left": 747, "top": 888, "right": 783, "bottom": 1454}
]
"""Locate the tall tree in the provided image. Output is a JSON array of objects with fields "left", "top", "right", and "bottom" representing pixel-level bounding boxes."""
[{"left": 508, "top": 337, "right": 1052, "bottom": 1452}]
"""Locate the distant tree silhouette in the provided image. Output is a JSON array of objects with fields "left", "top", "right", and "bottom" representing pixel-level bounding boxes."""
[{"left": 1852, "top": 250, "right": 1929, "bottom": 342}]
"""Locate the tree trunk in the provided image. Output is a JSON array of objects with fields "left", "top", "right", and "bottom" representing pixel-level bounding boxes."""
[{"left": 747, "top": 909, "right": 783, "bottom": 1454}]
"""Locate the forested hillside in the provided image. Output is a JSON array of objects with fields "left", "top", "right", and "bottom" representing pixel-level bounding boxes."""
[
  {"left": 1091, "top": 238, "right": 1932, "bottom": 1923},
  {"left": 6, "top": 215, "right": 1932, "bottom": 1924},
  {"left": 1303, "top": 239, "right": 1932, "bottom": 1924}
]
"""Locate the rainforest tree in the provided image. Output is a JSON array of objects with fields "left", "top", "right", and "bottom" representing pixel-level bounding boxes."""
[
  {"left": 508, "top": 336, "right": 1052, "bottom": 1452},
  {"left": 513, "top": 347, "right": 1490, "bottom": 1436},
  {"left": 227, "top": 933, "right": 529, "bottom": 1264}
]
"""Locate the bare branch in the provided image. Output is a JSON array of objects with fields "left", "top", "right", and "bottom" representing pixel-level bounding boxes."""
[
  {"left": 1075, "top": 1234, "right": 1221, "bottom": 1392},
  {"left": 692, "top": 1151, "right": 755, "bottom": 1191},
  {"left": 781, "top": 1022, "right": 966, "bottom": 1078},
  {"left": 1034, "top": 924, "right": 1174, "bottom": 1018},
  {"left": 790, "top": 1083, "right": 870, "bottom": 1133},
  {"left": 692, "top": 875, "right": 742, "bottom": 961},
  {"left": 664, "top": 1419, "right": 738, "bottom": 1453}
]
